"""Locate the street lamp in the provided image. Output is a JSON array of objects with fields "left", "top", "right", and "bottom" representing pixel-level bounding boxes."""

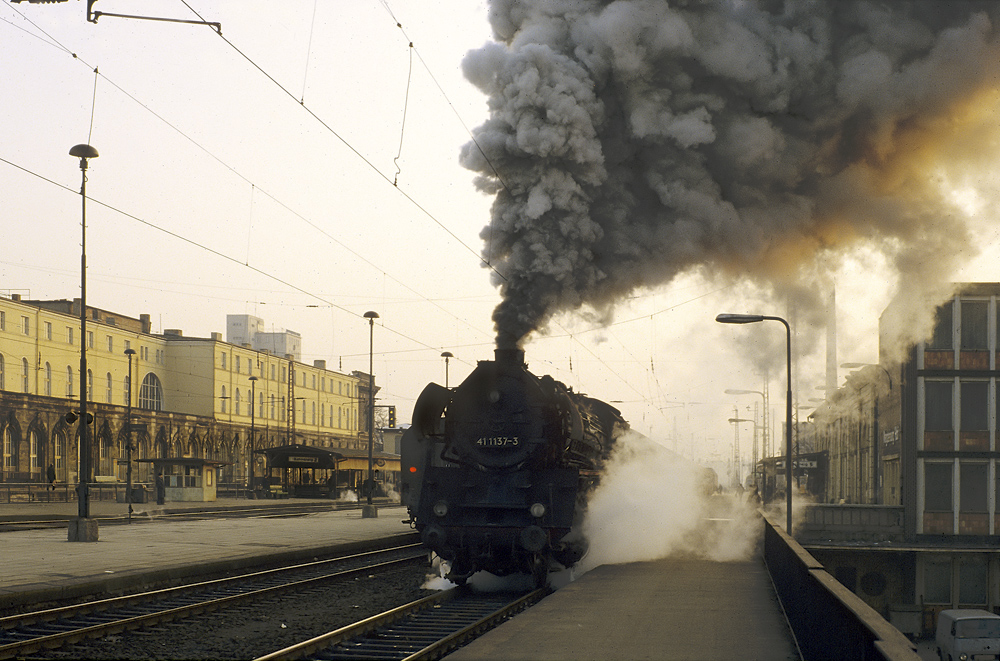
[
  {"left": 249, "top": 375, "right": 258, "bottom": 496},
  {"left": 124, "top": 348, "right": 136, "bottom": 523},
  {"left": 362, "top": 311, "right": 379, "bottom": 519},
  {"left": 725, "top": 388, "right": 768, "bottom": 460},
  {"left": 728, "top": 415, "right": 753, "bottom": 489},
  {"left": 70, "top": 143, "right": 99, "bottom": 543},
  {"left": 717, "top": 312, "right": 793, "bottom": 533},
  {"left": 441, "top": 351, "right": 453, "bottom": 388}
]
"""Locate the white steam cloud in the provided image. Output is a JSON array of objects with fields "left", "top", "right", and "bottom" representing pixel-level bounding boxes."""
[
  {"left": 461, "top": 1, "right": 1000, "bottom": 349},
  {"left": 579, "top": 430, "right": 760, "bottom": 572}
]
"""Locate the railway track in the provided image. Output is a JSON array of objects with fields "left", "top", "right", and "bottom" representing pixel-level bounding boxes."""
[
  {"left": 256, "top": 586, "right": 549, "bottom": 661},
  {"left": 0, "top": 543, "right": 426, "bottom": 659},
  {"left": 0, "top": 501, "right": 389, "bottom": 532}
]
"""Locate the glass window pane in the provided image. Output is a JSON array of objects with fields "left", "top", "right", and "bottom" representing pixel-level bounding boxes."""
[
  {"left": 925, "top": 463, "right": 953, "bottom": 512},
  {"left": 930, "top": 304, "right": 954, "bottom": 350},
  {"left": 926, "top": 382, "right": 953, "bottom": 431},
  {"left": 961, "top": 381, "right": 989, "bottom": 431},
  {"left": 959, "top": 556, "right": 988, "bottom": 605},
  {"left": 960, "top": 463, "right": 988, "bottom": 513},
  {"left": 961, "top": 301, "right": 989, "bottom": 350},
  {"left": 925, "top": 560, "right": 952, "bottom": 604}
]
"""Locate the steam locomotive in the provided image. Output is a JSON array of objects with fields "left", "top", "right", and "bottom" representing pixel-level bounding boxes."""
[{"left": 401, "top": 348, "right": 627, "bottom": 586}]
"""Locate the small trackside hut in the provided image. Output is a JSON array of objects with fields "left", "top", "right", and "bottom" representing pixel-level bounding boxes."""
[{"left": 138, "top": 457, "right": 231, "bottom": 502}]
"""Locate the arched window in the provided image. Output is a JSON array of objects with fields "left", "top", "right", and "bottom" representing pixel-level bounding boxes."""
[
  {"left": 29, "top": 430, "right": 40, "bottom": 474},
  {"left": 54, "top": 430, "right": 66, "bottom": 480},
  {"left": 138, "top": 373, "right": 163, "bottom": 411},
  {"left": 66, "top": 366, "right": 73, "bottom": 398},
  {"left": 21, "top": 358, "right": 29, "bottom": 393},
  {"left": 44, "top": 362, "right": 52, "bottom": 397},
  {"left": 3, "top": 425, "right": 14, "bottom": 475}
]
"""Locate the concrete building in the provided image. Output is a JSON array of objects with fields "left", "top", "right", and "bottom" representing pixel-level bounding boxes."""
[
  {"left": 799, "top": 283, "right": 1000, "bottom": 636},
  {"left": 0, "top": 295, "right": 381, "bottom": 493},
  {"left": 226, "top": 314, "right": 301, "bottom": 362}
]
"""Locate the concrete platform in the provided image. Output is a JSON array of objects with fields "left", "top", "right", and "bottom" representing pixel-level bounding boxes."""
[
  {"left": 449, "top": 557, "right": 800, "bottom": 661},
  {"left": 0, "top": 500, "right": 415, "bottom": 610}
]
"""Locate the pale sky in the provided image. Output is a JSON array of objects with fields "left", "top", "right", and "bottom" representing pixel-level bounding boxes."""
[{"left": 4, "top": 1, "right": 1000, "bottom": 480}]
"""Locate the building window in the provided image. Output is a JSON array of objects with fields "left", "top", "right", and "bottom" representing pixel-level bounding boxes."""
[
  {"left": 280, "top": 396, "right": 286, "bottom": 422},
  {"left": 29, "top": 430, "right": 39, "bottom": 471},
  {"left": 138, "top": 373, "right": 163, "bottom": 410},
  {"left": 44, "top": 362, "right": 51, "bottom": 397},
  {"left": 0, "top": 354, "right": 4, "bottom": 390},
  {"left": 107, "top": 335, "right": 113, "bottom": 352},
  {"left": 924, "top": 559, "right": 952, "bottom": 604},
  {"left": 282, "top": 366, "right": 287, "bottom": 383},
  {"left": 55, "top": 432, "right": 65, "bottom": 472},
  {"left": 960, "top": 463, "right": 988, "bottom": 513},
  {"left": 0, "top": 310, "right": 5, "bottom": 331},
  {"left": 961, "top": 381, "right": 988, "bottom": 431},
  {"left": 311, "top": 402, "right": 316, "bottom": 425},
  {"left": 123, "top": 375, "right": 130, "bottom": 405},
  {"left": 235, "top": 389, "right": 241, "bottom": 416},
  {"left": 959, "top": 556, "right": 988, "bottom": 606},
  {"left": 929, "top": 303, "right": 953, "bottom": 350},
  {"left": 960, "top": 300, "right": 989, "bottom": 350},
  {"left": 67, "top": 327, "right": 74, "bottom": 345},
  {"left": 270, "top": 395, "right": 275, "bottom": 419},
  {"left": 106, "top": 373, "right": 113, "bottom": 404},
  {"left": 21, "top": 316, "right": 29, "bottom": 335},
  {"left": 44, "top": 322, "right": 52, "bottom": 340},
  {"left": 2, "top": 426, "right": 12, "bottom": 472},
  {"left": 124, "top": 339, "right": 131, "bottom": 352},
  {"left": 87, "top": 369, "right": 92, "bottom": 401},
  {"left": 925, "top": 462, "right": 953, "bottom": 512},
  {"left": 925, "top": 381, "right": 953, "bottom": 431},
  {"left": 221, "top": 386, "right": 227, "bottom": 413},
  {"left": 271, "top": 365, "right": 276, "bottom": 381},
  {"left": 87, "top": 331, "right": 94, "bottom": 349},
  {"left": 235, "top": 355, "right": 241, "bottom": 374},
  {"left": 221, "top": 352, "right": 227, "bottom": 370},
  {"left": 22, "top": 357, "right": 29, "bottom": 393},
  {"left": 65, "top": 366, "right": 73, "bottom": 398}
]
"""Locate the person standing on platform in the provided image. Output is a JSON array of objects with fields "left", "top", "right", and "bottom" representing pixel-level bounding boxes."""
[
  {"left": 155, "top": 472, "right": 165, "bottom": 505},
  {"left": 47, "top": 464, "right": 56, "bottom": 491}
]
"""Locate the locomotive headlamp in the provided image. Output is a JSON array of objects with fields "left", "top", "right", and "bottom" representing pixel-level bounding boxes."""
[
  {"left": 433, "top": 500, "right": 449, "bottom": 517},
  {"left": 530, "top": 503, "right": 546, "bottom": 518}
]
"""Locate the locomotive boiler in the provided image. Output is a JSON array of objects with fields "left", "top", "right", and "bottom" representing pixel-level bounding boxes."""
[{"left": 401, "top": 348, "right": 627, "bottom": 585}]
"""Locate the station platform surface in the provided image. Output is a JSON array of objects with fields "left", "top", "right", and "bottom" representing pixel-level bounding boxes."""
[
  {"left": 0, "top": 499, "right": 800, "bottom": 659},
  {"left": 0, "top": 498, "right": 415, "bottom": 609},
  {"left": 450, "top": 556, "right": 799, "bottom": 661}
]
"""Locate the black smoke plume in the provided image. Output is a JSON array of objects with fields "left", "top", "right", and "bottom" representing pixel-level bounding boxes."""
[{"left": 460, "top": 1, "right": 1000, "bottom": 350}]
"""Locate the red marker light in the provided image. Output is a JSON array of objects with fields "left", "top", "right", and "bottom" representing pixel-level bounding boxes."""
[{"left": 409, "top": 466, "right": 417, "bottom": 473}]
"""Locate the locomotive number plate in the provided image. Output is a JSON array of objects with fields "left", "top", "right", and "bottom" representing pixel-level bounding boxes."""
[{"left": 476, "top": 436, "right": 520, "bottom": 447}]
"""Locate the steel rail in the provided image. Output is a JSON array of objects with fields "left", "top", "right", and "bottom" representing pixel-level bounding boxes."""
[
  {"left": 255, "top": 586, "right": 549, "bottom": 661},
  {"left": 0, "top": 544, "right": 425, "bottom": 659}
]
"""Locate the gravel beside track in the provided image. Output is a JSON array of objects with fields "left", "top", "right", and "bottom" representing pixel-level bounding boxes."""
[{"left": 28, "top": 563, "right": 433, "bottom": 660}]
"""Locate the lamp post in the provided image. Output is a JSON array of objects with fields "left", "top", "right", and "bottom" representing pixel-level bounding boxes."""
[
  {"left": 728, "top": 415, "right": 753, "bottom": 489},
  {"left": 441, "top": 351, "right": 453, "bottom": 388},
  {"left": 362, "top": 311, "right": 379, "bottom": 519},
  {"left": 717, "top": 313, "right": 793, "bottom": 533},
  {"left": 70, "top": 143, "right": 99, "bottom": 542},
  {"left": 725, "top": 388, "right": 768, "bottom": 463},
  {"left": 124, "top": 348, "right": 135, "bottom": 523},
  {"left": 249, "top": 375, "right": 258, "bottom": 496}
]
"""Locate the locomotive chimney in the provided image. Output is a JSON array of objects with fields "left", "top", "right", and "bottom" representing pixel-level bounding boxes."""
[{"left": 495, "top": 347, "right": 525, "bottom": 367}]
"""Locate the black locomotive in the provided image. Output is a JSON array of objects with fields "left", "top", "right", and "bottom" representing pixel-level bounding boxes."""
[{"left": 401, "top": 348, "right": 627, "bottom": 585}]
